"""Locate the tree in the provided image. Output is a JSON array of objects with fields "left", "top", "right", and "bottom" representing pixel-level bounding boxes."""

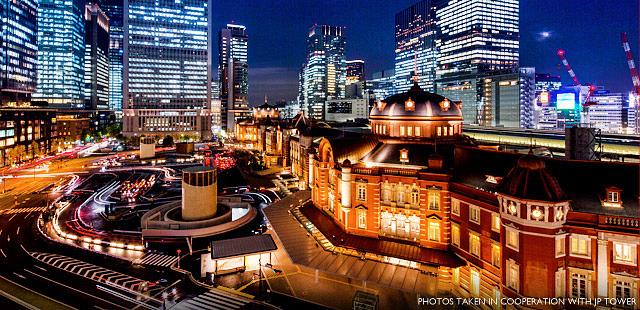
[
  {"left": 15, "top": 145, "right": 26, "bottom": 162},
  {"left": 162, "top": 135, "right": 174, "bottom": 147},
  {"left": 30, "top": 141, "right": 43, "bottom": 159},
  {"left": 5, "top": 147, "right": 16, "bottom": 166},
  {"left": 106, "top": 123, "right": 122, "bottom": 138}
]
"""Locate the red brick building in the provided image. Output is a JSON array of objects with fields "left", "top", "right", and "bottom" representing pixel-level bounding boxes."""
[{"left": 308, "top": 83, "right": 639, "bottom": 304}]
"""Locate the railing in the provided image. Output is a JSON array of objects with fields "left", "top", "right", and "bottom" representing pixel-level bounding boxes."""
[{"left": 604, "top": 216, "right": 640, "bottom": 228}]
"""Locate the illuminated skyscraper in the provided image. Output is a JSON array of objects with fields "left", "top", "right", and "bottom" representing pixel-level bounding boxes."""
[
  {"left": 218, "top": 24, "right": 249, "bottom": 132},
  {"left": 100, "top": 0, "right": 125, "bottom": 116},
  {"left": 394, "top": 0, "right": 437, "bottom": 93},
  {"left": 123, "top": 0, "right": 212, "bottom": 139},
  {"left": 0, "top": 0, "right": 38, "bottom": 105},
  {"left": 300, "top": 25, "right": 346, "bottom": 119},
  {"left": 346, "top": 60, "right": 365, "bottom": 85},
  {"left": 435, "top": 0, "right": 519, "bottom": 124},
  {"left": 84, "top": 3, "right": 110, "bottom": 110},
  {"left": 34, "top": 0, "right": 86, "bottom": 108}
]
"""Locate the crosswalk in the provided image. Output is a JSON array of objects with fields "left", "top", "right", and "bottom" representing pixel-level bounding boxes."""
[
  {"left": 1, "top": 207, "right": 47, "bottom": 215},
  {"left": 133, "top": 253, "right": 177, "bottom": 268},
  {"left": 31, "top": 252, "right": 149, "bottom": 292},
  {"left": 174, "top": 290, "right": 250, "bottom": 310}
]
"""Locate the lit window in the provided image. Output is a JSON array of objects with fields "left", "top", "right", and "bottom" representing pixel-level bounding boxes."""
[
  {"left": 414, "top": 126, "right": 421, "bottom": 136},
  {"left": 469, "top": 232, "right": 480, "bottom": 257},
  {"left": 400, "top": 126, "right": 405, "bottom": 136},
  {"left": 407, "top": 126, "right": 413, "bottom": 136},
  {"left": 451, "top": 199, "right": 460, "bottom": 216},
  {"left": 491, "top": 243, "right": 501, "bottom": 267},
  {"left": 570, "top": 273, "right": 588, "bottom": 298},
  {"left": 396, "top": 186, "right": 405, "bottom": 204},
  {"left": 570, "top": 235, "right": 591, "bottom": 257},
  {"left": 428, "top": 221, "right": 440, "bottom": 242},
  {"left": 491, "top": 213, "right": 500, "bottom": 232},
  {"left": 437, "top": 127, "right": 442, "bottom": 136},
  {"left": 506, "top": 260, "right": 519, "bottom": 292},
  {"left": 608, "top": 190, "right": 620, "bottom": 203},
  {"left": 506, "top": 228, "right": 519, "bottom": 251},
  {"left": 452, "top": 224, "right": 460, "bottom": 246},
  {"left": 410, "top": 188, "right": 419, "bottom": 206},
  {"left": 470, "top": 269, "right": 480, "bottom": 296},
  {"left": 382, "top": 183, "right": 391, "bottom": 203},
  {"left": 357, "top": 209, "right": 367, "bottom": 229},
  {"left": 615, "top": 280, "right": 633, "bottom": 300},
  {"left": 556, "top": 236, "right": 566, "bottom": 257},
  {"left": 428, "top": 188, "right": 440, "bottom": 210},
  {"left": 400, "top": 149, "right": 409, "bottom": 163},
  {"left": 469, "top": 206, "right": 481, "bottom": 224},
  {"left": 356, "top": 184, "right": 366, "bottom": 201},
  {"left": 614, "top": 242, "right": 637, "bottom": 265}
]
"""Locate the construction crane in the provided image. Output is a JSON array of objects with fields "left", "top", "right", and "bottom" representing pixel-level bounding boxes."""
[
  {"left": 556, "top": 49, "right": 597, "bottom": 106},
  {"left": 621, "top": 32, "right": 640, "bottom": 104}
]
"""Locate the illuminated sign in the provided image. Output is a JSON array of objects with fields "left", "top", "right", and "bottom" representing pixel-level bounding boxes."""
[
  {"left": 556, "top": 93, "right": 576, "bottom": 110},
  {"left": 539, "top": 91, "right": 550, "bottom": 105}
]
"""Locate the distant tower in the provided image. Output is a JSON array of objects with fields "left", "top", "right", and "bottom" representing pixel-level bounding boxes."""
[
  {"left": 219, "top": 24, "right": 250, "bottom": 132},
  {"left": 394, "top": 0, "right": 437, "bottom": 93},
  {"left": 300, "top": 25, "right": 347, "bottom": 119},
  {"left": 83, "top": 3, "right": 110, "bottom": 110},
  {"left": 100, "top": 0, "right": 125, "bottom": 116},
  {"left": 34, "top": 0, "right": 85, "bottom": 108}
]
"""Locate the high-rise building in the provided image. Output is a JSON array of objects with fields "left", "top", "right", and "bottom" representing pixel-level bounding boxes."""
[
  {"left": 533, "top": 73, "right": 562, "bottom": 130},
  {"left": 300, "top": 25, "right": 346, "bottom": 119},
  {"left": 367, "top": 69, "right": 396, "bottom": 102},
  {"left": 587, "top": 90, "right": 628, "bottom": 134},
  {"left": 123, "top": 0, "right": 212, "bottom": 139},
  {"left": 394, "top": 0, "right": 437, "bottom": 93},
  {"left": 100, "top": 0, "right": 124, "bottom": 116},
  {"left": 0, "top": 0, "right": 38, "bottom": 105},
  {"left": 218, "top": 24, "right": 249, "bottom": 132},
  {"left": 34, "top": 0, "right": 86, "bottom": 108},
  {"left": 84, "top": 3, "right": 110, "bottom": 110},
  {"left": 477, "top": 68, "right": 535, "bottom": 128},
  {"left": 435, "top": 0, "right": 519, "bottom": 124},
  {"left": 346, "top": 60, "right": 365, "bottom": 85}
]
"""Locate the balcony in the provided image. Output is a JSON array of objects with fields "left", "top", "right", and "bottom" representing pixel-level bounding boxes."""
[{"left": 603, "top": 215, "right": 640, "bottom": 229}]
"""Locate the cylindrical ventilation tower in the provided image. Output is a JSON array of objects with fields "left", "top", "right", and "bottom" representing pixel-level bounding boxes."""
[
  {"left": 139, "top": 136, "right": 156, "bottom": 159},
  {"left": 181, "top": 166, "right": 218, "bottom": 221}
]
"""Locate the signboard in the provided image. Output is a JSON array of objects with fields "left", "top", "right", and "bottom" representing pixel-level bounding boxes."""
[
  {"left": 556, "top": 93, "right": 577, "bottom": 110},
  {"left": 539, "top": 91, "right": 550, "bottom": 106}
]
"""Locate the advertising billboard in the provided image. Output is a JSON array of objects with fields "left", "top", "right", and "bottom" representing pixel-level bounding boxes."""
[{"left": 556, "top": 92, "right": 577, "bottom": 110}]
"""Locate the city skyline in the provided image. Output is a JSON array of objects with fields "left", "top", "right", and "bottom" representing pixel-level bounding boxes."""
[{"left": 212, "top": 0, "right": 639, "bottom": 105}]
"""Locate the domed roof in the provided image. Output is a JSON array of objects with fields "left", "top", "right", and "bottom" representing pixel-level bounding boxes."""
[
  {"left": 370, "top": 83, "right": 462, "bottom": 119},
  {"left": 497, "top": 153, "right": 566, "bottom": 202}
]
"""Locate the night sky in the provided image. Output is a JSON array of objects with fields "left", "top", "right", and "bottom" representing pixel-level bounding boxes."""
[{"left": 211, "top": 0, "right": 639, "bottom": 105}]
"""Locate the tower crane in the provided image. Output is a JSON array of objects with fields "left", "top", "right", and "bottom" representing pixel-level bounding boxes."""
[
  {"left": 621, "top": 32, "right": 640, "bottom": 105},
  {"left": 556, "top": 49, "right": 597, "bottom": 106}
]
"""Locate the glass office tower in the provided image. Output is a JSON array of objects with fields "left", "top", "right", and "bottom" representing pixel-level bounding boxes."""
[
  {"left": 300, "top": 25, "right": 346, "bottom": 119},
  {"left": 100, "top": 0, "right": 124, "bottom": 116},
  {"left": 34, "top": 0, "right": 85, "bottom": 108},
  {"left": 0, "top": 0, "right": 38, "bottom": 105},
  {"left": 218, "top": 24, "right": 249, "bottom": 132},
  {"left": 84, "top": 3, "right": 110, "bottom": 110},
  {"left": 435, "top": 0, "right": 519, "bottom": 124},
  {"left": 394, "top": 0, "right": 437, "bottom": 93},
  {"left": 123, "top": 0, "right": 212, "bottom": 140}
]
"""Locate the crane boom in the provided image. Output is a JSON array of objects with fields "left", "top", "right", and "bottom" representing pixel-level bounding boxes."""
[
  {"left": 556, "top": 49, "right": 581, "bottom": 86},
  {"left": 621, "top": 32, "right": 640, "bottom": 96}
]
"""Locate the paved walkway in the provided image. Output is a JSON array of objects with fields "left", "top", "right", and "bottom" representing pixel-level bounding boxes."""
[{"left": 261, "top": 191, "right": 439, "bottom": 310}]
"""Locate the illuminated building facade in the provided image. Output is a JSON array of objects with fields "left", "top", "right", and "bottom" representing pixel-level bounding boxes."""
[
  {"left": 478, "top": 68, "right": 535, "bottom": 128},
  {"left": 0, "top": 0, "right": 38, "bottom": 105},
  {"left": 587, "top": 90, "right": 631, "bottom": 134},
  {"left": 394, "top": 0, "right": 438, "bottom": 93},
  {"left": 435, "top": 0, "right": 519, "bottom": 124},
  {"left": 534, "top": 73, "right": 562, "bottom": 130},
  {"left": 306, "top": 84, "right": 640, "bottom": 301},
  {"left": 367, "top": 69, "right": 396, "bottom": 102},
  {"left": 100, "top": 0, "right": 124, "bottom": 116},
  {"left": 218, "top": 24, "right": 249, "bottom": 132},
  {"left": 84, "top": 3, "right": 110, "bottom": 110},
  {"left": 34, "top": 0, "right": 85, "bottom": 108},
  {"left": 300, "top": 25, "right": 347, "bottom": 119},
  {"left": 123, "top": 0, "right": 212, "bottom": 140},
  {"left": 346, "top": 60, "right": 365, "bottom": 98}
]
